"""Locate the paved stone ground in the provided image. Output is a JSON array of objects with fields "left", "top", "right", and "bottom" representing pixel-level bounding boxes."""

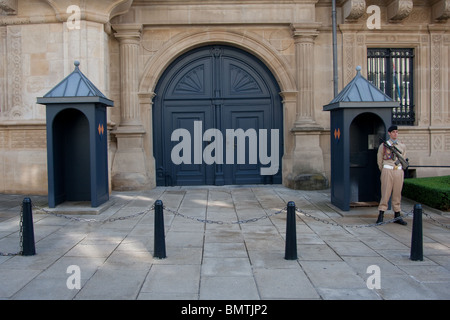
[{"left": 1, "top": 185, "right": 449, "bottom": 300}]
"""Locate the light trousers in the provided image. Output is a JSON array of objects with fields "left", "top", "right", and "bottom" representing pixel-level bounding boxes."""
[{"left": 378, "top": 168, "right": 404, "bottom": 212}]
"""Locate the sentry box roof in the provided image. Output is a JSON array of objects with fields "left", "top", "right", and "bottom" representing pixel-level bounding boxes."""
[
  {"left": 37, "top": 61, "right": 114, "bottom": 107},
  {"left": 323, "top": 66, "right": 399, "bottom": 111}
]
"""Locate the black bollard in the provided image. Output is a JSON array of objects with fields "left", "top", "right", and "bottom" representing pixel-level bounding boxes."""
[
  {"left": 285, "top": 201, "right": 298, "bottom": 260},
  {"left": 21, "top": 198, "right": 36, "bottom": 256},
  {"left": 410, "top": 204, "right": 423, "bottom": 261},
  {"left": 154, "top": 200, "right": 166, "bottom": 259}
]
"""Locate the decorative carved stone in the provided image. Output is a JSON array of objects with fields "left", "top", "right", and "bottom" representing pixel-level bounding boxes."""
[
  {"left": 432, "top": 0, "right": 450, "bottom": 21},
  {"left": 430, "top": 32, "right": 443, "bottom": 125},
  {"left": 0, "top": 0, "right": 18, "bottom": 15},
  {"left": 342, "top": 0, "right": 366, "bottom": 22},
  {"left": 387, "top": 0, "right": 413, "bottom": 22},
  {"left": 7, "top": 26, "right": 22, "bottom": 118}
]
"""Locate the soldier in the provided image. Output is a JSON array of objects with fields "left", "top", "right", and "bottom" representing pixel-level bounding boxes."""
[{"left": 376, "top": 125, "right": 407, "bottom": 225}]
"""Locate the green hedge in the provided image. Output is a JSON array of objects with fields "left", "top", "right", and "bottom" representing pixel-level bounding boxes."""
[{"left": 403, "top": 175, "right": 450, "bottom": 211}]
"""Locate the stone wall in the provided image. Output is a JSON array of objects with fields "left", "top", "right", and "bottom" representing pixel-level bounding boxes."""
[{"left": 0, "top": 0, "right": 449, "bottom": 194}]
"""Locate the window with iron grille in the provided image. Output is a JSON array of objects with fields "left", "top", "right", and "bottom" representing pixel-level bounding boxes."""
[{"left": 367, "top": 48, "right": 415, "bottom": 125}]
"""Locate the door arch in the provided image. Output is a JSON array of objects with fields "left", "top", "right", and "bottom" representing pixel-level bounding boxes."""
[{"left": 153, "top": 45, "right": 283, "bottom": 186}]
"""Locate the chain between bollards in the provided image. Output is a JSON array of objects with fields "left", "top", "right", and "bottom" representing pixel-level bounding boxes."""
[{"left": 10, "top": 197, "right": 433, "bottom": 264}]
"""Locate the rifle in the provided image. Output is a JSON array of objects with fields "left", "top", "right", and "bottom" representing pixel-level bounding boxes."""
[{"left": 380, "top": 137, "right": 409, "bottom": 169}]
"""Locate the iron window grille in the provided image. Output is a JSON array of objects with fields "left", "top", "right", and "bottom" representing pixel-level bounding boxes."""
[{"left": 367, "top": 48, "right": 415, "bottom": 125}]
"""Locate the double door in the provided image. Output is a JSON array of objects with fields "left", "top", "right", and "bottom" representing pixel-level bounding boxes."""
[{"left": 153, "top": 45, "right": 283, "bottom": 186}]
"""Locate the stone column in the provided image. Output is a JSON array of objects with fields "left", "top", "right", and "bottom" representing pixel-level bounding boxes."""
[
  {"left": 287, "top": 24, "right": 327, "bottom": 190},
  {"left": 291, "top": 23, "right": 321, "bottom": 128},
  {"left": 111, "top": 24, "right": 151, "bottom": 190},
  {"left": 114, "top": 24, "right": 143, "bottom": 128}
]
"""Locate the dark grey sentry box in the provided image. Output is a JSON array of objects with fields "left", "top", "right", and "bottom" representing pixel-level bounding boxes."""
[
  {"left": 37, "top": 61, "right": 114, "bottom": 208},
  {"left": 323, "top": 67, "right": 398, "bottom": 211}
]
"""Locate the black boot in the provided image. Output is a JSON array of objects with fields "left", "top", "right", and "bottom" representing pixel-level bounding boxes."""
[
  {"left": 376, "top": 211, "right": 384, "bottom": 224},
  {"left": 394, "top": 212, "right": 407, "bottom": 225}
]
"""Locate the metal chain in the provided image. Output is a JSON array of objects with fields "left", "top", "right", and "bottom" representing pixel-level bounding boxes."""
[
  {"left": 0, "top": 202, "right": 24, "bottom": 257},
  {"left": 163, "top": 205, "right": 287, "bottom": 225},
  {"left": 33, "top": 205, "right": 154, "bottom": 224},
  {"left": 422, "top": 211, "right": 450, "bottom": 229},
  {"left": 295, "top": 207, "right": 414, "bottom": 228},
  {"left": 296, "top": 207, "right": 449, "bottom": 230},
  {"left": 19, "top": 201, "right": 23, "bottom": 255},
  {"left": 2, "top": 198, "right": 448, "bottom": 257},
  {"left": 0, "top": 250, "right": 21, "bottom": 257}
]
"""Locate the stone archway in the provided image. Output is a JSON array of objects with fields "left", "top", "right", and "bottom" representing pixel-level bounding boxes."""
[
  {"left": 137, "top": 29, "right": 297, "bottom": 187},
  {"left": 138, "top": 30, "right": 296, "bottom": 95},
  {"left": 152, "top": 44, "right": 284, "bottom": 186}
]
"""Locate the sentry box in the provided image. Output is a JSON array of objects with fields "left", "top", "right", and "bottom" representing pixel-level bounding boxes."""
[
  {"left": 323, "top": 67, "right": 398, "bottom": 211},
  {"left": 37, "top": 61, "right": 114, "bottom": 208}
]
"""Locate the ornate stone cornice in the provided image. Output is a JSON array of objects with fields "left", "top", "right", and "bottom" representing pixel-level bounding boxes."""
[
  {"left": 387, "top": 0, "right": 414, "bottom": 22},
  {"left": 43, "top": 0, "right": 133, "bottom": 24}
]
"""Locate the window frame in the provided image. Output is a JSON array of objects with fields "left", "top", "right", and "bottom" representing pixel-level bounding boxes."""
[{"left": 367, "top": 48, "right": 415, "bottom": 126}]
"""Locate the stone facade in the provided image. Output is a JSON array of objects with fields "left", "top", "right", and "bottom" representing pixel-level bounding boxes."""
[{"left": 0, "top": 0, "right": 449, "bottom": 194}]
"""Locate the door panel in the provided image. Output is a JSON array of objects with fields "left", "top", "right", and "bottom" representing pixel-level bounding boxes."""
[
  {"left": 222, "top": 101, "right": 272, "bottom": 184},
  {"left": 163, "top": 102, "right": 214, "bottom": 185}
]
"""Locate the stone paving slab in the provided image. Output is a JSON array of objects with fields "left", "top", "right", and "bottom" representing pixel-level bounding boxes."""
[{"left": 0, "top": 185, "right": 450, "bottom": 301}]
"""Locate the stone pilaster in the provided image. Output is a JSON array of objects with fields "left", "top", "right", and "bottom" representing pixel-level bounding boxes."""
[
  {"left": 139, "top": 91, "right": 157, "bottom": 188},
  {"left": 279, "top": 91, "right": 297, "bottom": 184},
  {"left": 291, "top": 23, "right": 321, "bottom": 128},
  {"left": 111, "top": 24, "right": 151, "bottom": 190},
  {"left": 288, "top": 23, "right": 327, "bottom": 190},
  {"left": 429, "top": 26, "right": 445, "bottom": 127},
  {"left": 114, "top": 24, "right": 143, "bottom": 128}
]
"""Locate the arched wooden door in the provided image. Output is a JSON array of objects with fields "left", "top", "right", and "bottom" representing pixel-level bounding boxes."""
[{"left": 153, "top": 45, "right": 283, "bottom": 186}]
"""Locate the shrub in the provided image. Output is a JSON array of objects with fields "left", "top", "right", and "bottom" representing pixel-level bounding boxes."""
[{"left": 403, "top": 175, "right": 450, "bottom": 211}]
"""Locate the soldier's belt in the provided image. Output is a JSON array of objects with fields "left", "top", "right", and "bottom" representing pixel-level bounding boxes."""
[{"left": 383, "top": 164, "right": 402, "bottom": 170}]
